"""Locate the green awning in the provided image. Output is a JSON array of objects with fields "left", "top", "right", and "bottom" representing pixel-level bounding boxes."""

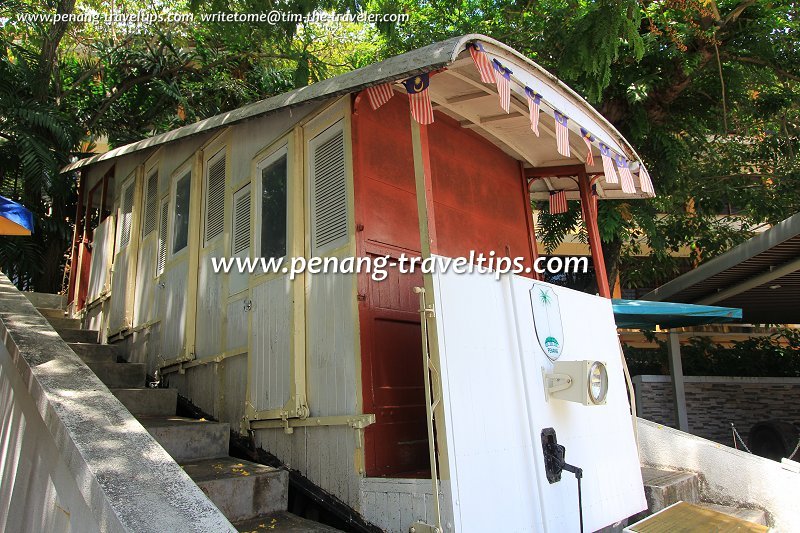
[{"left": 612, "top": 299, "right": 742, "bottom": 329}]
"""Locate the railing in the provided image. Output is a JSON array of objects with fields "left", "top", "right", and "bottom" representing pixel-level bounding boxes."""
[{"left": 0, "top": 273, "right": 233, "bottom": 532}]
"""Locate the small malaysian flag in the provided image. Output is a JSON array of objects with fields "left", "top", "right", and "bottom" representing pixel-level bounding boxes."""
[
  {"left": 525, "top": 87, "right": 541, "bottom": 136},
  {"left": 365, "top": 83, "right": 394, "bottom": 111},
  {"left": 403, "top": 73, "right": 434, "bottom": 125},
  {"left": 639, "top": 165, "right": 655, "bottom": 196},
  {"left": 615, "top": 155, "right": 636, "bottom": 194},
  {"left": 599, "top": 143, "right": 618, "bottom": 184},
  {"left": 549, "top": 190, "right": 568, "bottom": 214},
  {"left": 492, "top": 59, "right": 512, "bottom": 113},
  {"left": 468, "top": 43, "right": 495, "bottom": 84},
  {"left": 554, "top": 111, "right": 570, "bottom": 157},
  {"left": 580, "top": 128, "right": 595, "bottom": 166}
]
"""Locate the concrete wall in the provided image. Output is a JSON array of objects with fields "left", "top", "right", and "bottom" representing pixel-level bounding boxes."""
[
  {"left": 638, "top": 418, "right": 800, "bottom": 530},
  {"left": 0, "top": 274, "right": 234, "bottom": 532},
  {"left": 633, "top": 375, "right": 800, "bottom": 445}
]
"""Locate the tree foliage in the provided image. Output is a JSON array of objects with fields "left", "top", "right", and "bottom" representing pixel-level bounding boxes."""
[{"left": 0, "top": 0, "right": 797, "bottom": 293}]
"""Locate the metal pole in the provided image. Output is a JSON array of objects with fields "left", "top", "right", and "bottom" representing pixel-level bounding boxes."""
[{"left": 667, "top": 331, "right": 689, "bottom": 432}]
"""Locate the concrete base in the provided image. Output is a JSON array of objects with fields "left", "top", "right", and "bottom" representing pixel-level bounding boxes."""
[
  {"left": 46, "top": 316, "right": 82, "bottom": 330},
  {"left": 69, "top": 342, "right": 120, "bottom": 363},
  {"left": 182, "top": 457, "right": 289, "bottom": 522},
  {"left": 139, "top": 416, "right": 230, "bottom": 462},
  {"left": 86, "top": 361, "right": 146, "bottom": 388},
  {"left": 641, "top": 467, "right": 700, "bottom": 513},
  {"left": 113, "top": 388, "right": 178, "bottom": 416},
  {"left": 23, "top": 292, "right": 65, "bottom": 309},
  {"left": 57, "top": 328, "right": 99, "bottom": 343},
  {"left": 233, "top": 512, "right": 342, "bottom": 532},
  {"left": 37, "top": 307, "right": 67, "bottom": 319}
]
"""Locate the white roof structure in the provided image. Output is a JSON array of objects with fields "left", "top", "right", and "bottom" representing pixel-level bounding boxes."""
[{"left": 62, "top": 34, "right": 654, "bottom": 200}]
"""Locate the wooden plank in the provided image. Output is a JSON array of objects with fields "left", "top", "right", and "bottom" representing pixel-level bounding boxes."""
[{"left": 627, "top": 501, "right": 768, "bottom": 532}]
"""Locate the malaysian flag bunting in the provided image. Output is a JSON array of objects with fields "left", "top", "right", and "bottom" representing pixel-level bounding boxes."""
[
  {"left": 554, "top": 111, "right": 570, "bottom": 157},
  {"left": 599, "top": 143, "right": 618, "bottom": 184},
  {"left": 549, "top": 190, "right": 568, "bottom": 214},
  {"left": 580, "top": 128, "right": 595, "bottom": 166},
  {"left": 615, "top": 155, "right": 636, "bottom": 194},
  {"left": 403, "top": 73, "right": 434, "bottom": 125},
  {"left": 492, "top": 59, "right": 512, "bottom": 113},
  {"left": 525, "top": 87, "right": 541, "bottom": 136},
  {"left": 639, "top": 165, "right": 655, "bottom": 196},
  {"left": 365, "top": 83, "right": 394, "bottom": 111},
  {"left": 468, "top": 43, "right": 495, "bottom": 84}
]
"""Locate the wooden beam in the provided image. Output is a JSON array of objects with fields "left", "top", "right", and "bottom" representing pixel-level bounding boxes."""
[
  {"left": 410, "top": 121, "right": 438, "bottom": 256},
  {"left": 578, "top": 169, "right": 611, "bottom": 298},
  {"left": 520, "top": 161, "right": 542, "bottom": 281},
  {"left": 526, "top": 164, "right": 586, "bottom": 178},
  {"left": 480, "top": 112, "right": 525, "bottom": 124},
  {"left": 447, "top": 91, "right": 490, "bottom": 104}
]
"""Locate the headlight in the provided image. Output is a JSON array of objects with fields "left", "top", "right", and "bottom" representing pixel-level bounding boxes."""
[{"left": 587, "top": 361, "right": 608, "bottom": 405}]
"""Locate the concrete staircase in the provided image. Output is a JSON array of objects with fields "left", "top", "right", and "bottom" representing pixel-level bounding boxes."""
[
  {"left": 640, "top": 467, "right": 768, "bottom": 526},
  {"left": 35, "top": 304, "right": 338, "bottom": 532}
]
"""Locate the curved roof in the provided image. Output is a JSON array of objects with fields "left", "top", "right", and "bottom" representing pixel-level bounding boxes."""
[{"left": 61, "top": 34, "right": 653, "bottom": 198}]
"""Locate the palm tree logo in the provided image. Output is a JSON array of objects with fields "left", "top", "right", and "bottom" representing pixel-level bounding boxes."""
[{"left": 539, "top": 289, "right": 552, "bottom": 306}]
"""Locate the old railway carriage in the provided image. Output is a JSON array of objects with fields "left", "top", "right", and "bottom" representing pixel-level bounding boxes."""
[{"left": 64, "top": 35, "right": 653, "bottom": 532}]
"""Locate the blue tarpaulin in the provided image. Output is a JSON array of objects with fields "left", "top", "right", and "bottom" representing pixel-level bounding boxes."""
[
  {"left": 612, "top": 299, "right": 742, "bottom": 329},
  {"left": 0, "top": 196, "right": 34, "bottom": 236}
]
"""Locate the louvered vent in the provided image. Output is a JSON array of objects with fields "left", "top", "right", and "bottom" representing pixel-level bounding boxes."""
[
  {"left": 142, "top": 170, "right": 159, "bottom": 236},
  {"left": 232, "top": 187, "right": 251, "bottom": 255},
  {"left": 119, "top": 180, "right": 135, "bottom": 248},
  {"left": 205, "top": 153, "right": 226, "bottom": 245},
  {"left": 311, "top": 128, "right": 348, "bottom": 253},
  {"left": 157, "top": 199, "right": 169, "bottom": 274}
]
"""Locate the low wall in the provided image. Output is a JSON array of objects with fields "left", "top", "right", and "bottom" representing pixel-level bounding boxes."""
[
  {"left": 633, "top": 375, "right": 800, "bottom": 445},
  {"left": 0, "top": 274, "right": 233, "bottom": 532},
  {"left": 638, "top": 418, "right": 800, "bottom": 530}
]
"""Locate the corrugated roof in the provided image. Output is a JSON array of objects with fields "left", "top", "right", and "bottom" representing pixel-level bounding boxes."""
[
  {"left": 643, "top": 212, "right": 800, "bottom": 324},
  {"left": 62, "top": 34, "right": 640, "bottom": 175}
]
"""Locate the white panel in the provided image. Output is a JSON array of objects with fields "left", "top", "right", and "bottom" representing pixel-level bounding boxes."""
[
  {"left": 360, "top": 478, "right": 436, "bottom": 533},
  {"left": 226, "top": 298, "right": 248, "bottom": 352},
  {"left": 195, "top": 252, "right": 224, "bottom": 359},
  {"left": 86, "top": 216, "right": 115, "bottom": 303},
  {"left": 133, "top": 239, "right": 156, "bottom": 326},
  {"left": 107, "top": 247, "right": 130, "bottom": 333},
  {"left": 310, "top": 123, "right": 348, "bottom": 254},
  {"left": 161, "top": 261, "right": 189, "bottom": 359},
  {"left": 305, "top": 255, "right": 356, "bottom": 417},
  {"left": 431, "top": 264, "right": 646, "bottom": 532},
  {"left": 250, "top": 275, "right": 292, "bottom": 411},
  {"left": 204, "top": 151, "right": 226, "bottom": 245}
]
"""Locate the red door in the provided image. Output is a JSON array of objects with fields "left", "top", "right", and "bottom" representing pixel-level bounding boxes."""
[{"left": 360, "top": 243, "right": 429, "bottom": 477}]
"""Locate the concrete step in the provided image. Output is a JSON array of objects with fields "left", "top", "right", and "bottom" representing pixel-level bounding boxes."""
[
  {"left": 641, "top": 467, "right": 699, "bottom": 513},
  {"left": 46, "top": 316, "right": 82, "bottom": 330},
  {"left": 112, "top": 388, "right": 177, "bottom": 416},
  {"left": 233, "top": 512, "right": 342, "bottom": 532},
  {"left": 57, "top": 328, "right": 99, "bottom": 344},
  {"left": 69, "top": 342, "right": 120, "bottom": 363},
  {"left": 86, "top": 362, "right": 146, "bottom": 388},
  {"left": 698, "top": 503, "right": 768, "bottom": 526},
  {"left": 138, "top": 416, "right": 230, "bottom": 462},
  {"left": 37, "top": 307, "right": 67, "bottom": 320},
  {"left": 182, "top": 457, "right": 288, "bottom": 522},
  {"left": 25, "top": 292, "right": 65, "bottom": 309}
]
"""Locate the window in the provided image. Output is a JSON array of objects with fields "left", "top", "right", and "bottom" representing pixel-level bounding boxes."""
[
  {"left": 156, "top": 197, "right": 169, "bottom": 275},
  {"left": 257, "top": 149, "right": 288, "bottom": 259},
  {"left": 232, "top": 185, "right": 251, "bottom": 256},
  {"left": 142, "top": 168, "right": 159, "bottom": 237},
  {"left": 172, "top": 171, "right": 191, "bottom": 254},
  {"left": 118, "top": 177, "right": 135, "bottom": 249},
  {"left": 204, "top": 149, "right": 226, "bottom": 246},
  {"left": 309, "top": 121, "right": 348, "bottom": 254}
]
